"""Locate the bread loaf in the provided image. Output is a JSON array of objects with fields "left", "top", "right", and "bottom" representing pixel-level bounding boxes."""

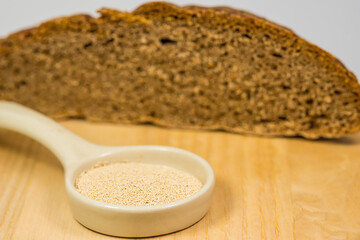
[{"left": 0, "top": 2, "right": 359, "bottom": 138}]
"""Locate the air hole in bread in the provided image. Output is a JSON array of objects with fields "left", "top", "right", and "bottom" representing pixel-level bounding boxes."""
[{"left": 160, "top": 38, "right": 177, "bottom": 44}]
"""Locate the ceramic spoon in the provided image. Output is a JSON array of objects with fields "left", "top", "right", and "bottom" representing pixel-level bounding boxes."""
[{"left": 0, "top": 101, "right": 215, "bottom": 237}]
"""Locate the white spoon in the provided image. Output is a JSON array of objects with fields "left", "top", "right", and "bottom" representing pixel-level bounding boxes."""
[{"left": 0, "top": 101, "right": 215, "bottom": 237}]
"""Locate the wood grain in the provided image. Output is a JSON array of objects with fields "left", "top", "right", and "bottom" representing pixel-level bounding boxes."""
[{"left": 1, "top": 121, "right": 360, "bottom": 240}]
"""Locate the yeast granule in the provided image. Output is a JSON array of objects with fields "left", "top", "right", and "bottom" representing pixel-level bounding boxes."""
[{"left": 75, "top": 162, "right": 203, "bottom": 206}]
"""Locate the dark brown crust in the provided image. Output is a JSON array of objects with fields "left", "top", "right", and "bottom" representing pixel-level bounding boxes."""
[{"left": 184, "top": 5, "right": 290, "bottom": 30}]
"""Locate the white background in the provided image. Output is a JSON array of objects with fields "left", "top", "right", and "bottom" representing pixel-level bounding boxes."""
[{"left": 0, "top": 0, "right": 359, "bottom": 80}]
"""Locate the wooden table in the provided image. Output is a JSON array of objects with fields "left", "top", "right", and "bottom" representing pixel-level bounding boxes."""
[{"left": 1, "top": 121, "right": 360, "bottom": 239}]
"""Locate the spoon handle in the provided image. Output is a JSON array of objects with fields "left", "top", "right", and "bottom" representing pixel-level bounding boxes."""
[{"left": 0, "top": 101, "right": 97, "bottom": 169}]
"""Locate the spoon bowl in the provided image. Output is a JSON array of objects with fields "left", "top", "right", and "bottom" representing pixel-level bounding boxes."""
[{"left": 0, "top": 101, "right": 215, "bottom": 237}]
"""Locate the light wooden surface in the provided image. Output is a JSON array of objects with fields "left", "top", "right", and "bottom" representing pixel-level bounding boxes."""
[{"left": 1, "top": 121, "right": 360, "bottom": 240}]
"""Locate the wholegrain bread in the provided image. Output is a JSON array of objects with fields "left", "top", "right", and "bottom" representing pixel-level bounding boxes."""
[{"left": 0, "top": 2, "right": 359, "bottom": 138}]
